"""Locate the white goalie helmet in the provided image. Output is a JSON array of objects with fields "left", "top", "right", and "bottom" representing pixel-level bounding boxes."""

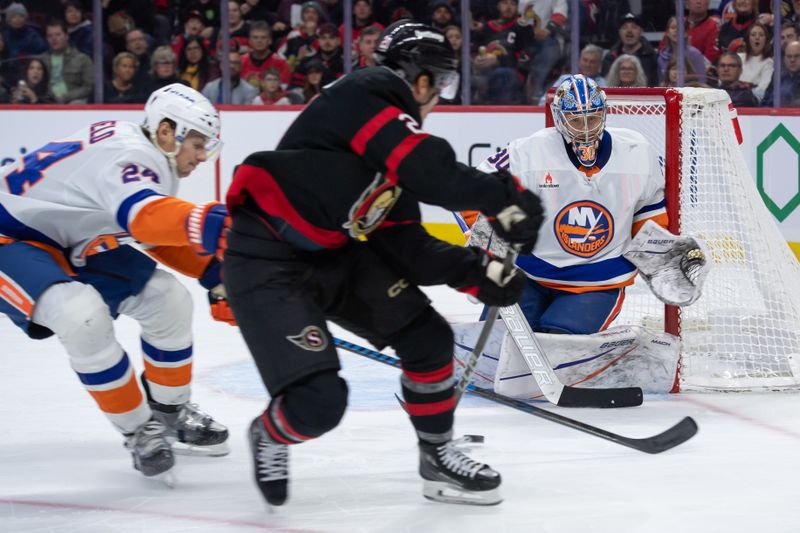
[
  {"left": 551, "top": 74, "right": 606, "bottom": 167},
  {"left": 142, "top": 83, "right": 222, "bottom": 172}
]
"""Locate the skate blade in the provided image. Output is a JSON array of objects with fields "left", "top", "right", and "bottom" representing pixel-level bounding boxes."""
[
  {"left": 171, "top": 441, "right": 230, "bottom": 457},
  {"left": 423, "top": 481, "right": 502, "bottom": 506},
  {"left": 150, "top": 469, "right": 177, "bottom": 488}
]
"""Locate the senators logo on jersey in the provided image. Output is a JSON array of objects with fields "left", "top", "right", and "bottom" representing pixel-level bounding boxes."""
[
  {"left": 287, "top": 325, "right": 329, "bottom": 352},
  {"left": 344, "top": 172, "right": 402, "bottom": 238},
  {"left": 554, "top": 200, "right": 614, "bottom": 258}
]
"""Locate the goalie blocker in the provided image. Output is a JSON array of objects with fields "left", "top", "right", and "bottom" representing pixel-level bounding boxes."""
[{"left": 623, "top": 220, "right": 712, "bottom": 307}]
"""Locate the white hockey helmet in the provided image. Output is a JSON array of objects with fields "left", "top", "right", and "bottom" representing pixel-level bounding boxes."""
[{"left": 143, "top": 83, "right": 222, "bottom": 171}]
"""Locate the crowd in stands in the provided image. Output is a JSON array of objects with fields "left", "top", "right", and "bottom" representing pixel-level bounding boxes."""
[{"left": 0, "top": 0, "right": 799, "bottom": 106}]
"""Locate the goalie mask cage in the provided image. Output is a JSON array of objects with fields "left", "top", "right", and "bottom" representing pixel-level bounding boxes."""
[{"left": 545, "top": 87, "right": 800, "bottom": 392}]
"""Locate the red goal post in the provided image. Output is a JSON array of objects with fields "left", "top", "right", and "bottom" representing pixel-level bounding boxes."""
[{"left": 545, "top": 87, "right": 800, "bottom": 392}]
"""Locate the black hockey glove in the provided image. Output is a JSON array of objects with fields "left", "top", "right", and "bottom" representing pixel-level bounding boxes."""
[
  {"left": 489, "top": 171, "right": 544, "bottom": 255},
  {"left": 460, "top": 250, "right": 526, "bottom": 307}
]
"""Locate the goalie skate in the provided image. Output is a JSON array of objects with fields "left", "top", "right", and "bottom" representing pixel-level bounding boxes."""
[
  {"left": 248, "top": 416, "right": 289, "bottom": 507},
  {"left": 150, "top": 402, "right": 230, "bottom": 457},
  {"left": 124, "top": 418, "right": 175, "bottom": 484},
  {"left": 419, "top": 438, "right": 502, "bottom": 506}
]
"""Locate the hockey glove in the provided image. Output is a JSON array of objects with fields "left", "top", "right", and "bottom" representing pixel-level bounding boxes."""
[
  {"left": 459, "top": 250, "right": 526, "bottom": 307},
  {"left": 208, "top": 284, "right": 237, "bottom": 325},
  {"left": 489, "top": 172, "right": 544, "bottom": 255},
  {"left": 187, "top": 202, "right": 231, "bottom": 260}
]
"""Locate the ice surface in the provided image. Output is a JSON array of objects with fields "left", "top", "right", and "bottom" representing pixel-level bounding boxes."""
[{"left": 1, "top": 281, "right": 799, "bottom": 533}]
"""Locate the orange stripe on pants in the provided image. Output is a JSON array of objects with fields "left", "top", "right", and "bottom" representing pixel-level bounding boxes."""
[
  {"left": 87, "top": 374, "right": 144, "bottom": 414},
  {"left": 144, "top": 361, "right": 193, "bottom": 387},
  {"left": 0, "top": 274, "right": 34, "bottom": 318}
]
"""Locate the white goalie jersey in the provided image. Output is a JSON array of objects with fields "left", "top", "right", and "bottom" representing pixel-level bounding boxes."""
[
  {"left": 0, "top": 121, "right": 177, "bottom": 266},
  {"left": 476, "top": 127, "right": 668, "bottom": 292}
]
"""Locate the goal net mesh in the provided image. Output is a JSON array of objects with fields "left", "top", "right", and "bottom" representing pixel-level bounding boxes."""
[{"left": 602, "top": 88, "right": 800, "bottom": 391}]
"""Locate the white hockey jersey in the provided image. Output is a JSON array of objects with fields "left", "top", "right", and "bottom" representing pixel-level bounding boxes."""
[
  {"left": 477, "top": 127, "right": 667, "bottom": 292},
  {"left": 0, "top": 120, "right": 179, "bottom": 267}
]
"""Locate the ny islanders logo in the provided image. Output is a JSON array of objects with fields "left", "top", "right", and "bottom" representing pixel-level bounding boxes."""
[{"left": 554, "top": 201, "right": 614, "bottom": 257}]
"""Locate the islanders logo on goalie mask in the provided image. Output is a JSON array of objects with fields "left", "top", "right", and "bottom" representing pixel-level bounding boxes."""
[
  {"left": 554, "top": 200, "right": 614, "bottom": 257},
  {"left": 551, "top": 75, "right": 606, "bottom": 168}
]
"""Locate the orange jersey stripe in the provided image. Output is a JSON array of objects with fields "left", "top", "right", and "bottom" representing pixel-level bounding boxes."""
[
  {"left": 144, "top": 360, "right": 193, "bottom": 387},
  {"left": 146, "top": 245, "right": 213, "bottom": 279},
  {"left": 460, "top": 210, "right": 480, "bottom": 230},
  {"left": 0, "top": 272, "right": 34, "bottom": 318},
  {"left": 128, "top": 196, "right": 196, "bottom": 246},
  {"left": 87, "top": 374, "right": 144, "bottom": 414},
  {"left": 536, "top": 277, "right": 636, "bottom": 294},
  {"left": 632, "top": 213, "right": 669, "bottom": 236}
]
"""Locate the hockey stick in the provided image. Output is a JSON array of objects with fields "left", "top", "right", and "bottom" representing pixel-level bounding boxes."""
[
  {"left": 333, "top": 337, "right": 698, "bottom": 454},
  {"left": 460, "top": 213, "right": 643, "bottom": 408},
  {"left": 453, "top": 252, "right": 514, "bottom": 404}
]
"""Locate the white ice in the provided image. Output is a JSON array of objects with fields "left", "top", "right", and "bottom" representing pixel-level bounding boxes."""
[{"left": 1, "top": 279, "right": 799, "bottom": 533}]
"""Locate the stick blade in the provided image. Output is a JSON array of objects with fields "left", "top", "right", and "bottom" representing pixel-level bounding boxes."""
[
  {"left": 625, "top": 416, "right": 699, "bottom": 454},
  {"left": 557, "top": 386, "right": 644, "bottom": 408}
]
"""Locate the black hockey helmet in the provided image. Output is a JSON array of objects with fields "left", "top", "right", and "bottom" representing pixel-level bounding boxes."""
[{"left": 374, "top": 19, "right": 460, "bottom": 99}]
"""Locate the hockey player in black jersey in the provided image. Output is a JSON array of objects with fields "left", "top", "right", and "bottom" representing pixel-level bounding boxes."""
[{"left": 223, "top": 20, "right": 544, "bottom": 507}]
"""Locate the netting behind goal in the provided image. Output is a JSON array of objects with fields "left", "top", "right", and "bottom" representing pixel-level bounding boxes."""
[{"left": 548, "top": 87, "right": 800, "bottom": 392}]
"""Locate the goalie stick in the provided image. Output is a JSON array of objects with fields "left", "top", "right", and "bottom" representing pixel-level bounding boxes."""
[
  {"left": 461, "top": 213, "right": 643, "bottom": 408},
  {"left": 333, "top": 337, "right": 698, "bottom": 454}
]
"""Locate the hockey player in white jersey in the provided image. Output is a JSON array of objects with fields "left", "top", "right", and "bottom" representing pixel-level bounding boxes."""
[
  {"left": 0, "top": 84, "right": 232, "bottom": 479},
  {"left": 456, "top": 75, "right": 709, "bottom": 397}
]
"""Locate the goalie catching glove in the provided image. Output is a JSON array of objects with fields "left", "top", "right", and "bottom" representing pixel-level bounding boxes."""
[
  {"left": 623, "top": 220, "right": 712, "bottom": 306},
  {"left": 488, "top": 171, "right": 544, "bottom": 255},
  {"left": 458, "top": 248, "right": 526, "bottom": 307}
]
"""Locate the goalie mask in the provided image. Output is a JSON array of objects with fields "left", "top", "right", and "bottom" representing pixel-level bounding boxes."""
[
  {"left": 374, "top": 20, "right": 460, "bottom": 101},
  {"left": 551, "top": 75, "right": 607, "bottom": 167},
  {"left": 142, "top": 83, "right": 222, "bottom": 176}
]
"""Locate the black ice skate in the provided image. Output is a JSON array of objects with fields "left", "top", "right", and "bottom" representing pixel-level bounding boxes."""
[
  {"left": 419, "top": 438, "right": 502, "bottom": 506},
  {"left": 124, "top": 418, "right": 175, "bottom": 479},
  {"left": 248, "top": 416, "right": 289, "bottom": 507},
  {"left": 149, "top": 401, "right": 230, "bottom": 457}
]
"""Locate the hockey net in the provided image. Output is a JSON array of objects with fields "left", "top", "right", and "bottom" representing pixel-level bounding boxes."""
[{"left": 549, "top": 87, "right": 800, "bottom": 392}]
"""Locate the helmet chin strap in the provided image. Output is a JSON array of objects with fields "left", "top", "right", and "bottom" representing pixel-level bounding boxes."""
[{"left": 148, "top": 129, "right": 182, "bottom": 177}]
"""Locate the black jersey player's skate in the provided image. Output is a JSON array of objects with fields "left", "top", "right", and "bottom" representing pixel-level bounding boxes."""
[
  {"left": 419, "top": 437, "right": 502, "bottom": 505},
  {"left": 124, "top": 418, "right": 175, "bottom": 478},
  {"left": 248, "top": 416, "right": 290, "bottom": 506},
  {"left": 141, "top": 374, "right": 230, "bottom": 456}
]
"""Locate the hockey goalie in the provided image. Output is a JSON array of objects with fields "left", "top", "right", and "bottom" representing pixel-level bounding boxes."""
[{"left": 454, "top": 75, "right": 711, "bottom": 399}]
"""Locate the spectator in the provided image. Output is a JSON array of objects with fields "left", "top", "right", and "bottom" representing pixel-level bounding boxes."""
[
  {"left": 148, "top": 46, "right": 184, "bottom": 92},
  {"left": 240, "top": 21, "right": 292, "bottom": 87},
  {"left": 2, "top": 3, "right": 47, "bottom": 59},
  {"left": 292, "top": 22, "right": 343, "bottom": 87},
  {"left": 171, "top": 10, "right": 210, "bottom": 59},
  {"left": 353, "top": 24, "right": 381, "bottom": 68},
  {"left": 719, "top": 0, "right": 757, "bottom": 53},
  {"left": 538, "top": 43, "right": 606, "bottom": 105},
  {"left": 602, "top": 13, "right": 659, "bottom": 86},
  {"left": 761, "top": 40, "right": 800, "bottom": 106},
  {"left": 252, "top": 67, "right": 293, "bottom": 104},
  {"left": 685, "top": 0, "right": 722, "bottom": 64},
  {"left": 64, "top": 0, "right": 92, "bottom": 57},
  {"left": 340, "top": 0, "right": 384, "bottom": 49},
  {"left": 178, "top": 35, "right": 219, "bottom": 91},
  {"left": 717, "top": 51, "right": 759, "bottom": 106},
  {"left": 440, "top": 24, "right": 463, "bottom": 104},
  {"left": 229, "top": 1, "right": 251, "bottom": 53},
  {"left": 780, "top": 21, "right": 799, "bottom": 52},
  {"left": 429, "top": 0, "right": 456, "bottom": 32},
  {"left": 202, "top": 49, "right": 259, "bottom": 104},
  {"left": 104, "top": 51, "right": 146, "bottom": 103},
  {"left": 0, "top": 26, "right": 18, "bottom": 88},
  {"left": 606, "top": 54, "right": 648, "bottom": 87},
  {"left": 739, "top": 21, "right": 773, "bottom": 100},
  {"left": 472, "top": 0, "right": 532, "bottom": 104},
  {"left": 40, "top": 20, "right": 93, "bottom": 104},
  {"left": 11, "top": 58, "right": 54, "bottom": 104},
  {"left": 518, "top": 0, "right": 568, "bottom": 101},
  {"left": 658, "top": 16, "right": 708, "bottom": 85},
  {"left": 289, "top": 58, "right": 324, "bottom": 102},
  {"left": 125, "top": 28, "right": 152, "bottom": 89},
  {"left": 183, "top": 0, "right": 221, "bottom": 30},
  {"left": 789, "top": 0, "right": 800, "bottom": 24},
  {"left": 662, "top": 55, "right": 697, "bottom": 86},
  {"left": 277, "top": 1, "right": 323, "bottom": 69}
]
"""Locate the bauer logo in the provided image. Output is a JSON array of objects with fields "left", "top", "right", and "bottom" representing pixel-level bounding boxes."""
[
  {"left": 287, "top": 326, "right": 329, "bottom": 352},
  {"left": 554, "top": 200, "right": 614, "bottom": 257}
]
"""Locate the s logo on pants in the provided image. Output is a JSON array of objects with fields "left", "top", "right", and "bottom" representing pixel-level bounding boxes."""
[{"left": 287, "top": 326, "right": 329, "bottom": 352}]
